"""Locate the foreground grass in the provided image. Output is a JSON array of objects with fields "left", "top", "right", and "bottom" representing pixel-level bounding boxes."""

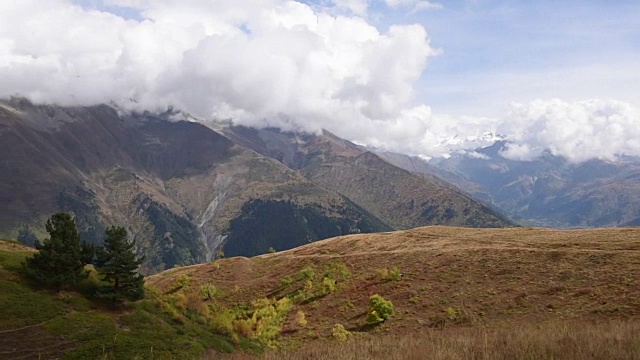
[
  {"left": 0, "top": 241, "right": 253, "bottom": 359},
  {"left": 222, "top": 320, "right": 640, "bottom": 360}
]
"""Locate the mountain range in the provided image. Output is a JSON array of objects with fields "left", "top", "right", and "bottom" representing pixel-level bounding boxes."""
[
  {"left": 0, "top": 99, "right": 510, "bottom": 273},
  {"left": 381, "top": 141, "right": 640, "bottom": 229}
]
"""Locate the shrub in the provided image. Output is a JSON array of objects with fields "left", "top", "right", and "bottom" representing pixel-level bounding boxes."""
[
  {"left": 268, "top": 247, "right": 276, "bottom": 254},
  {"left": 377, "top": 267, "right": 401, "bottom": 282},
  {"left": 367, "top": 294, "right": 394, "bottom": 324},
  {"left": 172, "top": 274, "right": 191, "bottom": 292},
  {"left": 321, "top": 277, "right": 337, "bottom": 294},
  {"left": 295, "top": 310, "right": 308, "bottom": 327},
  {"left": 280, "top": 276, "right": 293, "bottom": 288},
  {"left": 210, "top": 309, "right": 235, "bottom": 335},
  {"left": 297, "top": 267, "right": 316, "bottom": 281},
  {"left": 200, "top": 284, "right": 218, "bottom": 301},
  {"left": 324, "top": 261, "right": 351, "bottom": 280},
  {"left": 304, "top": 279, "right": 314, "bottom": 292},
  {"left": 232, "top": 297, "right": 293, "bottom": 347},
  {"left": 444, "top": 306, "right": 475, "bottom": 324},
  {"left": 172, "top": 292, "right": 188, "bottom": 310},
  {"left": 332, "top": 323, "right": 351, "bottom": 342}
]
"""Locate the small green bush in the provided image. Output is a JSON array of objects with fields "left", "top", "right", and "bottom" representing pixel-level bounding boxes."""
[
  {"left": 444, "top": 306, "right": 475, "bottom": 324},
  {"left": 378, "top": 267, "right": 401, "bottom": 282},
  {"left": 296, "top": 267, "right": 316, "bottom": 281},
  {"left": 280, "top": 276, "right": 293, "bottom": 288},
  {"left": 324, "top": 261, "right": 351, "bottom": 280},
  {"left": 200, "top": 284, "right": 218, "bottom": 300},
  {"left": 321, "top": 277, "right": 336, "bottom": 294},
  {"left": 332, "top": 323, "right": 351, "bottom": 342},
  {"left": 232, "top": 297, "right": 293, "bottom": 347},
  {"left": 171, "top": 274, "right": 191, "bottom": 292},
  {"left": 367, "top": 294, "right": 394, "bottom": 324},
  {"left": 295, "top": 310, "right": 307, "bottom": 327}
]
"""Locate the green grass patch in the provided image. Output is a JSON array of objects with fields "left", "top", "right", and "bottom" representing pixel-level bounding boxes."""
[
  {"left": 0, "top": 279, "right": 64, "bottom": 330},
  {"left": 45, "top": 295, "right": 238, "bottom": 359},
  {"left": 0, "top": 249, "right": 32, "bottom": 273},
  {"left": 0, "top": 246, "right": 246, "bottom": 359}
]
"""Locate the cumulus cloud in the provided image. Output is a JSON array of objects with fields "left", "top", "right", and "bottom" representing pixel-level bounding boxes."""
[
  {"left": 0, "top": 0, "right": 438, "bottom": 132},
  {"left": 1, "top": 1, "right": 639, "bottom": 164},
  {"left": 498, "top": 99, "right": 640, "bottom": 163},
  {"left": 384, "top": 0, "right": 442, "bottom": 12},
  {"left": 330, "top": 0, "right": 370, "bottom": 16}
]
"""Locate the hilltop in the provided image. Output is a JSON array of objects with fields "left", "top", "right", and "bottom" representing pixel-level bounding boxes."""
[
  {"left": 2, "top": 226, "right": 640, "bottom": 359},
  {"left": 145, "top": 226, "right": 640, "bottom": 357}
]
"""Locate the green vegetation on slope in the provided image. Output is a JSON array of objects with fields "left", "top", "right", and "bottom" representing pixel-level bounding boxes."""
[
  {"left": 148, "top": 226, "right": 640, "bottom": 359},
  {"left": 0, "top": 240, "right": 256, "bottom": 359},
  {"left": 145, "top": 200, "right": 205, "bottom": 269},
  {"left": 223, "top": 199, "right": 390, "bottom": 257}
]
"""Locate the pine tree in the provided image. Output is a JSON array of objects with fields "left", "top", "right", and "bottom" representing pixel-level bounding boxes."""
[
  {"left": 95, "top": 226, "right": 145, "bottom": 303},
  {"left": 23, "top": 213, "right": 88, "bottom": 290}
]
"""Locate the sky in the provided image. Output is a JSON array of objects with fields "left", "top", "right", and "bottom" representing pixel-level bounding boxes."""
[{"left": 1, "top": 0, "right": 639, "bottom": 162}]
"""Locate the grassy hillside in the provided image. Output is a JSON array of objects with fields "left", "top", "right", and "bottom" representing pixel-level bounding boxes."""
[
  {"left": 248, "top": 320, "right": 640, "bottom": 360},
  {"left": 0, "top": 240, "right": 258, "bottom": 359},
  {"left": 145, "top": 226, "right": 640, "bottom": 358},
  {"left": 4, "top": 226, "right": 640, "bottom": 359}
]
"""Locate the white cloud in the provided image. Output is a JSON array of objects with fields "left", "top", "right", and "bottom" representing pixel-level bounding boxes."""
[
  {"left": 498, "top": 99, "right": 640, "bottom": 163},
  {"left": 330, "top": 0, "right": 370, "bottom": 16},
  {"left": 384, "top": 0, "right": 442, "bottom": 12},
  {"left": 1, "top": 1, "right": 639, "bottom": 164},
  {"left": 0, "top": 0, "right": 437, "bottom": 130}
]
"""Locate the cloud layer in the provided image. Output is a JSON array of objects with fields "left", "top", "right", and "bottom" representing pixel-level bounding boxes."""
[
  {"left": 1, "top": 1, "right": 435, "bottom": 129},
  {"left": 499, "top": 99, "right": 640, "bottom": 163},
  {"left": 1, "top": 0, "right": 639, "bottom": 163}
]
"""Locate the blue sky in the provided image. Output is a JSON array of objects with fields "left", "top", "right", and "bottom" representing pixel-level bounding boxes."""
[{"left": 376, "top": 0, "right": 640, "bottom": 116}]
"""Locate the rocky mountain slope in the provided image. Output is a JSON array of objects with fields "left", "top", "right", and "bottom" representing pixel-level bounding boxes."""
[
  {"left": 1, "top": 99, "right": 510, "bottom": 273},
  {"left": 223, "top": 126, "right": 512, "bottom": 229},
  {"left": 0, "top": 99, "right": 388, "bottom": 272}
]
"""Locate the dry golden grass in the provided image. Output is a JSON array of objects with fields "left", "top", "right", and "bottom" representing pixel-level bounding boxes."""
[
  {"left": 0, "top": 239, "right": 36, "bottom": 252},
  {"left": 222, "top": 319, "right": 640, "bottom": 360},
  {"left": 146, "top": 226, "right": 640, "bottom": 356}
]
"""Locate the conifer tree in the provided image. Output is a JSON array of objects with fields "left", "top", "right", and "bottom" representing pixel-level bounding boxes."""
[
  {"left": 23, "top": 213, "right": 88, "bottom": 290},
  {"left": 95, "top": 226, "right": 145, "bottom": 302}
]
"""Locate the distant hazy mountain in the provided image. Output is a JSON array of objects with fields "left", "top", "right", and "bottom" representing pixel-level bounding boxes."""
[
  {"left": 382, "top": 141, "right": 640, "bottom": 228},
  {"left": 0, "top": 99, "right": 511, "bottom": 273}
]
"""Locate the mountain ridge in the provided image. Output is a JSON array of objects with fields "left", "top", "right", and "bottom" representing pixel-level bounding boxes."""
[{"left": 1, "top": 99, "right": 511, "bottom": 273}]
